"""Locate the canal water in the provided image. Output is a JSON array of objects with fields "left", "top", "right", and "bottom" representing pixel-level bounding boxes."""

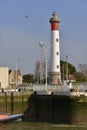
[{"left": 0, "top": 121, "right": 87, "bottom": 130}]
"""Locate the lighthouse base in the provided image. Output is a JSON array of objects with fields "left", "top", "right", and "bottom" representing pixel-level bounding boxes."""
[{"left": 49, "top": 72, "right": 61, "bottom": 85}]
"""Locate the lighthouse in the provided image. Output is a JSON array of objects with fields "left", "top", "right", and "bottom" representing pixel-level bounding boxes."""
[{"left": 49, "top": 11, "right": 61, "bottom": 85}]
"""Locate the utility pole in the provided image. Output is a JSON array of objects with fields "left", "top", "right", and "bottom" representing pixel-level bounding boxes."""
[
  {"left": 62, "top": 63, "right": 64, "bottom": 83},
  {"left": 66, "top": 55, "right": 68, "bottom": 83}
]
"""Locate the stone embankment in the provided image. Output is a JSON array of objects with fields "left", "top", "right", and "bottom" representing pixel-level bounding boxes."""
[
  {"left": 1, "top": 90, "right": 87, "bottom": 125},
  {"left": 24, "top": 92, "right": 87, "bottom": 125}
]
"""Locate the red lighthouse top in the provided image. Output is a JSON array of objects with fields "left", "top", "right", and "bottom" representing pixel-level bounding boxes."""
[{"left": 50, "top": 11, "right": 60, "bottom": 30}]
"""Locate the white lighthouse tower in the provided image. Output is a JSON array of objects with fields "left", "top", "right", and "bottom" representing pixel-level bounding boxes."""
[{"left": 49, "top": 11, "right": 61, "bottom": 85}]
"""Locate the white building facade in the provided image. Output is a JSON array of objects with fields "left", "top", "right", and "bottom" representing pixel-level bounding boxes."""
[{"left": 0, "top": 67, "right": 9, "bottom": 89}]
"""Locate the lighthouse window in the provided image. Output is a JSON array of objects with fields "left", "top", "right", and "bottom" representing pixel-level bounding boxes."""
[
  {"left": 56, "top": 52, "right": 58, "bottom": 55},
  {"left": 56, "top": 38, "right": 58, "bottom": 42},
  {"left": 57, "top": 65, "right": 59, "bottom": 69}
]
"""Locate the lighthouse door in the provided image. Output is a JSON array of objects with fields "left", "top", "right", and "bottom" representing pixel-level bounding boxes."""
[{"left": 57, "top": 79, "right": 60, "bottom": 85}]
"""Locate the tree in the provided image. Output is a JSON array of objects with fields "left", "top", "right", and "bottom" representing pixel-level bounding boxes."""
[
  {"left": 23, "top": 74, "right": 35, "bottom": 84},
  {"left": 60, "top": 60, "right": 76, "bottom": 74},
  {"left": 74, "top": 72, "right": 87, "bottom": 82},
  {"left": 34, "top": 60, "right": 45, "bottom": 84},
  {"left": 34, "top": 61, "right": 40, "bottom": 84},
  {"left": 78, "top": 64, "right": 87, "bottom": 76},
  {"left": 73, "top": 64, "right": 87, "bottom": 82}
]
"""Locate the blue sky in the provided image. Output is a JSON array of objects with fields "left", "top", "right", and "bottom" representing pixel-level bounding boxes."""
[{"left": 0, "top": 0, "right": 87, "bottom": 74}]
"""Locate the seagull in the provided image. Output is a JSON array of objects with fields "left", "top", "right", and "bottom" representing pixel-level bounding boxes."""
[{"left": 25, "top": 15, "right": 28, "bottom": 19}]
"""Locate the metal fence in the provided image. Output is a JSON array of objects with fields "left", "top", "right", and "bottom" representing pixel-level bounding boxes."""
[{"left": 33, "top": 84, "right": 87, "bottom": 92}]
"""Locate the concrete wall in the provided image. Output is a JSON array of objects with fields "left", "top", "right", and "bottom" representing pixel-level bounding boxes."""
[
  {"left": 0, "top": 67, "right": 9, "bottom": 89},
  {"left": 24, "top": 93, "right": 87, "bottom": 125}
]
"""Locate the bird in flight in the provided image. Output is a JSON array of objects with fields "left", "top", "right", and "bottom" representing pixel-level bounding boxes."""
[{"left": 25, "top": 15, "right": 28, "bottom": 19}]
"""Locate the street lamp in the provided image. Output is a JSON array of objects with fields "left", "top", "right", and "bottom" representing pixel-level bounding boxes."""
[
  {"left": 39, "top": 42, "right": 51, "bottom": 86},
  {"left": 16, "top": 62, "right": 18, "bottom": 87}
]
